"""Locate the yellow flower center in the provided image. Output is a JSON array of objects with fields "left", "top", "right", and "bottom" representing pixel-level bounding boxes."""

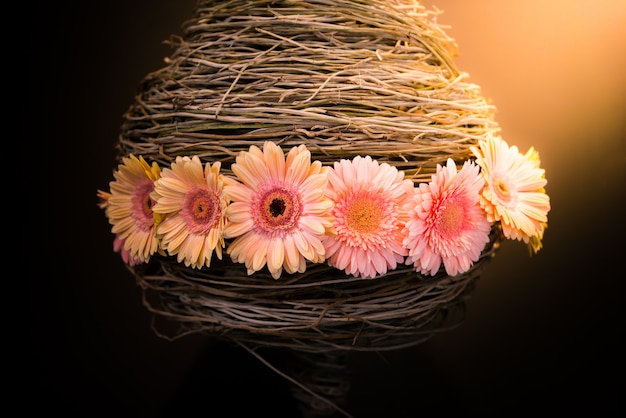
[
  {"left": 334, "top": 189, "right": 394, "bottom": 251},
  {"left": 494, "top": 178, "right": 511, "bottom": 202},
  {"left": 345, "top": 197, "right": 382, "bottom": 234},
  {"left": 438, "top": 201, "right": 464, "bottom": 235}
]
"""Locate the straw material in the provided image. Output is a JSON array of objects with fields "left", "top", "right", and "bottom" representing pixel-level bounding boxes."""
[
  {"left": 116, "top": 0, "right": 502, "bottom": 353},
  {"left": 117, "top": 0, "right": 500, "bottom": 183},
  {"left": 138, "top": 231, "right": 499, "bottom": 352}
]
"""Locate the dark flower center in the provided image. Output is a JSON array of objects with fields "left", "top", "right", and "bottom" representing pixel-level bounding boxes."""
[
  {"left": 269, "top": 198, "right": 286, "bottom": 217},
  {"left": 253, "top": 184, "right": 302, "bottom": 234}
]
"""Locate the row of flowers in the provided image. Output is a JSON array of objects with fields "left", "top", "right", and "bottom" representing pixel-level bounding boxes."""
[{"left": 97, "top": 135, "right": 550, "bottom": 280}]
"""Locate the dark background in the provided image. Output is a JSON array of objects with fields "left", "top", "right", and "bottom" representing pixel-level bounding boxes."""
[{"left": 32, "top": 1, "right": 625, "bottom": 416}]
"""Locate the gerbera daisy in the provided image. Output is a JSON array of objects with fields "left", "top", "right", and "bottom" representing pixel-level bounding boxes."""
[
  {"left": 471, "top": 135, "right": 550, "bottom": 253},
  {"left": 151, "top": 156, "right": 229, "bottom": 269},
  {"left": 322, "top": 155, "right": 415, "bottom": 279},
  {"left": 104, "top": 154, "right": 161, "bottom": 263},
  {"left": 113, "top": 235, "right": 142, "bottom": 266},
  {"left": 97, "top": 189, "right": 142, "bottom": 266},
  {"left": 403, "top": 158, "right": 492, "bottom": 276},
  {"left": 96, "top": 189, "right": 111, "bottom": 210},
  {"left": 223, "top": 141, "right": 334, "bottom": 279}
]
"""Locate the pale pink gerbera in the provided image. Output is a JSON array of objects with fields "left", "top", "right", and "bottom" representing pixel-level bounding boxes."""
[
  {"left": 322, "top": 156, "right": 415, "bottom": 279},
  {"left": 471, "top": 135, "right": 551, "bottom": 254},
  {"left": 151, "top": 156, "right": 229, "bottom": 269},
  {"left": 403, "top": 158, "right": 492, "bottom": 276},
  {"left": 105, "top": 154, "right": 162, "bottom": 263},
  {"left": 223, "top": 141, "right": 334, "bottom": 279},
  {"left": 97, "top": 189, "right": 142, "bottom": 266}
]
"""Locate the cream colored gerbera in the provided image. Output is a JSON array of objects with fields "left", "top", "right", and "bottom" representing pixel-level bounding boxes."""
[
  {"left": 403, "top": 159, "right": 492, "bottom": 276},
  {"left": 105, "top": 154, "right": 161, "bottom": 263},
  {"left": 471, "top": 135, "right": 551, "bottom": 253},
  {"left": 223, "top": 141, "right": 334, "bottom": 279},
  {"left": 322, "top": 156, "right": 415, "bottom": 279},
  {"left": 151, "top": 156, "right": 229, "bottom": 269}
]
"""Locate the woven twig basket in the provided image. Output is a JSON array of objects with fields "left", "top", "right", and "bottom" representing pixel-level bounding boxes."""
[{"left": 116, "top": 0, "right": 502, "bottom": 353}]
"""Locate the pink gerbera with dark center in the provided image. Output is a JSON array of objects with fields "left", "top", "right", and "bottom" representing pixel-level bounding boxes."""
[
  {"left": 223, "top": 141, "right": 334, "bottom": 279},
  {"left": 104, "top": 154, "right": 161, "bottom": 263},
  {"left": 322, "top": 156, "right": 414, "bottom": 279},
  {"left": 403, "top": 158, "right": 491, "bottom": 276},
  {"left": 151, "top": 156, "right": 229, "bottom": 269}
]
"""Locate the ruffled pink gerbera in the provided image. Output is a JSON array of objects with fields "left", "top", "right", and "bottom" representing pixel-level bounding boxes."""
[
  {"left": 471, "top": 135, "right": 550, "bottom": 254},
  {"left": 322, "top": 156, "right": 415, "bottom": 279},
  {"left": 223, "top": 141, "right": 334, "bottom": 279},
  {"left": 151, "top": 156, "right": 229, "bottom": 269},
  {"left": 104, "top": 154, "right": 161, "bottom": 263},
  {"left": 403, "top": 158, "right": 491, "bottom": 276}
]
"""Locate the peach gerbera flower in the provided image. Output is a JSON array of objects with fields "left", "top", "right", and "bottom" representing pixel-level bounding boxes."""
[
  {"left": 113, "top": 235, "right": 142, "bottom": 266},
  {"left": 471, "top": 135, "right": 550, "bottom": 253},
  {"left": 96, "top": 189, "right": 111, "bottom": 209},
  {"left": 104, "top": 154, "right": 162, "bottom": 263},
  {"left": 151, "top": 156, "right": 229, "bottom": 269},
  {"left": 322, "top": 156, "right": 415, "bottom": 279},
  {"left": 223, "top": 141, "right": 334, "bottom": 279},
  {"left": 403, "top": 158, "right": 492, "bottom": 276},
  {"left": 97, "top": 189, "right": 142, "bottom": 266}
]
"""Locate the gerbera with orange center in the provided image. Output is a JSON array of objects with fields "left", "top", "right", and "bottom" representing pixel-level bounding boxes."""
[
  {"left": 151, "top": 156, "right": 229, "bottom": 269},
  {"left": 103, "top": 154, "right": 161, "bottom": 263},
  {"left": 223, "top": 141, "right": 334, "bottom": 279},
  {"left": 471, "top": 135, "right": 550, "bottom": 254},
  {"left": 403, "top": 158, "right": 492, "bottom": 276},
  {"left": 322, "top": 155, "right": 414, "bottom": 279}
]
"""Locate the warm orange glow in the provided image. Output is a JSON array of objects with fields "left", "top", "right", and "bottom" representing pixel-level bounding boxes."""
[{"left": 418, "top": 0, "right": 626, "bottom": 313}]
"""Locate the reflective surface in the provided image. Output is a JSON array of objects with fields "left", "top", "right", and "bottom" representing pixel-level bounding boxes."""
[{"left": 33, "top": 1, "right": 625, "bottom": 416}]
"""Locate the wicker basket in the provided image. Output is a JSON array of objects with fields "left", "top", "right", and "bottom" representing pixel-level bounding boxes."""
[{"left": 113, "top": 0, "right": 502, "bottom": 353}]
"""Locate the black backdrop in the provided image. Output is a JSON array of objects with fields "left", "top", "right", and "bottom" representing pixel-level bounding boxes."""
[{"left": 31, "top": 1, "right": 625, "bottom": 416}]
